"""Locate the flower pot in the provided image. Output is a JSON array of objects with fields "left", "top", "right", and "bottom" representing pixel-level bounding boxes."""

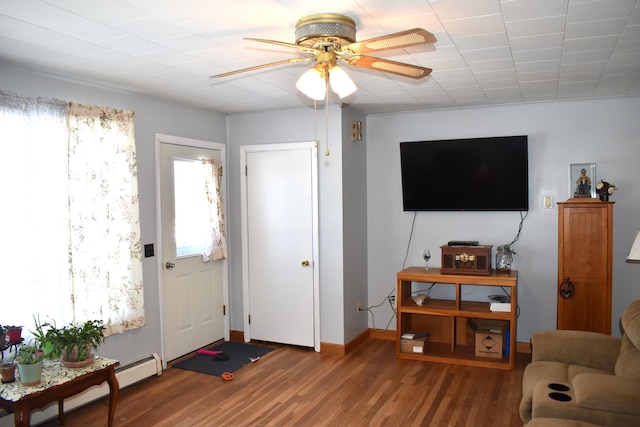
[
  {"left": 6, "top": 328, "right": 22, "bottom": 343},
  {"left": 62, "top": 353, "right": 95, "bottom": 368},
  {"left": 17, "top": 360, "right": 43, "bottom": 386},
  {"left": 61, "top": 346, "right": 95, "bottom": 368},
  {"left": 0, "top": 363, "right": 16, "bottom": 383}
]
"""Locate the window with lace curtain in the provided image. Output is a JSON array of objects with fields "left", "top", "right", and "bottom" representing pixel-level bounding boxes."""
[{"left": 0, "top": 91, "right": 144, "bottom": 337}]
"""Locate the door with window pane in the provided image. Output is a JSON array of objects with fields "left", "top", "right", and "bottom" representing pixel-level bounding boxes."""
[{"left": 159, "top": 142, "right": 225, "bottom": 362}]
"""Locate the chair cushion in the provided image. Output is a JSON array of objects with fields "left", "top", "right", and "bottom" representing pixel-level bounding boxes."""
[
  {"left": 573, "top": 373, "right": 640, "bottom": 416},
  {"left": 568, "top": 364, "right": 612, "bottom": 381}
]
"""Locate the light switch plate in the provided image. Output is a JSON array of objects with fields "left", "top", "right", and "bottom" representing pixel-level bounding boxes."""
[{"left": 351, "top": 121, "right": 362, "bottom": 141}]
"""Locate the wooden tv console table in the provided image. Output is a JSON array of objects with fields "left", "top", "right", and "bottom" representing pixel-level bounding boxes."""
[
  {"left": 396, "top": 267, "right": 517, "bottom": 370},
  {"left": 0, "top": 357, "right": 119, "bottom": 426}
]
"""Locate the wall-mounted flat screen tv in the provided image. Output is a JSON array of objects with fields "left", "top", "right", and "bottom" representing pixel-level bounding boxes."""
[{"left": 400, "top": 135, "right": 529, "bottom": 211}]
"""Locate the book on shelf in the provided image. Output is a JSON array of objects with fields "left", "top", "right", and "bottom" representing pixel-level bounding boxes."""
[
  {"left": 401, "top": 332, "right": 430, "bottom": 340},
  {"left": 488, "top": 294, "right": 511, "bottom": 312},
  {"left": 490, "top": 302, "right": 511, "bottom": 312}
]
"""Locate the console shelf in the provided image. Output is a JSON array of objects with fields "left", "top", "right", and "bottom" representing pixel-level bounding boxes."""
[{"left": 396, "top": 267, "right": 518, "bottom": 370}]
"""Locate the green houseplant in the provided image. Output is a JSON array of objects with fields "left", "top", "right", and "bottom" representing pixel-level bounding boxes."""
[
  {"left": 47, "top": 319, "right": 106, "bottom": 367},
  {"left": 15, "top": 339, "right": 44, "bottom": 386},
  {"left": 30, "top": 315, "right": 61, "bottom": 360}
]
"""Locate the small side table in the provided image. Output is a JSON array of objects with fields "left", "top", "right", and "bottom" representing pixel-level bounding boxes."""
[{"left": 0, "top": 357, "right": 119, "bottom": 426}]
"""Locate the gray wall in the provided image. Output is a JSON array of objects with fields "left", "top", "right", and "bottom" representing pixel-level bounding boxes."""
[
  {"left": 341, "top": 108, "right": 369, "bottom": 341},
  {"left": 0, "top": 65, "right": 227, "bottom": 366},
  {"left": 226, "top": 105, "right": 369, "bottom": 345},
  {"left": 366, "top": 97, "right": 640, "bottom": 342},
  {"left": 4, "top": 62, "right": 639, "bottom": 361}
]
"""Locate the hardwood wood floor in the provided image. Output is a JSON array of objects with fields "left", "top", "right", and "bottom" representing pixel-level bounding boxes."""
[{"left": 40, "top": 339, "right": 529, "bottom": 426}]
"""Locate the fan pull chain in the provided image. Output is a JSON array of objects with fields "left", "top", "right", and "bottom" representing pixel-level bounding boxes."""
[
  {"left": 313, "top": 99, "right": 318, "bottom": 146},
  {"left": 324, "top": 76, "right": 330, "bottom": 156}
]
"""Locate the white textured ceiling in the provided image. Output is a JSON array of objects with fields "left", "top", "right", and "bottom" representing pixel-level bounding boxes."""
[{"left": 1, "top": 0, "right": 639, "bottom": 114}]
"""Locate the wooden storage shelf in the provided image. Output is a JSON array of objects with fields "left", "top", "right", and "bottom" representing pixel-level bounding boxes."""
[{"left": 396, "top": 267, "right": 518, "bottom": 370}]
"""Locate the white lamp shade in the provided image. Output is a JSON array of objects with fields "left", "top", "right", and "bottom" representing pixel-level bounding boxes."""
[
  {"left": 628, "top": 229, "right": 640, "bottom": 261},
  {"left": 329, "top": 66, "right": 357, "bottom": 98},
  {"left": 296, "top": 68, "right": 326, "bottom": 101}
]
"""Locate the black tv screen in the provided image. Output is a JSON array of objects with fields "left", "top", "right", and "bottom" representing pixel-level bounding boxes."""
[{"left": 400, "top": 136, "right": 529, "bottom": 211}]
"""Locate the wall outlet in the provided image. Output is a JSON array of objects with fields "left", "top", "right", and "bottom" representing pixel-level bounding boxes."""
[
  {"left": 356, "top": 301, "right": 362, "bottom": 313},
  {"left": 544, "top": 195, "right": 553, "bottom": 209}
]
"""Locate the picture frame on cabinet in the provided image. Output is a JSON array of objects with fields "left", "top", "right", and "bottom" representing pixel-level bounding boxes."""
[{"left": 570, "top": 163, "right": 596, "bottom": 199}]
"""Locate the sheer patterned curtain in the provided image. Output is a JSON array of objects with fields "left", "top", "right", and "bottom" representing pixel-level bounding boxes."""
[
  {"left": 202, "top": 159, "right": 227, "bottom": 262},
  {"left": 0, "top": 91, "right": 144, "bottom": 336},
  {"left": 66, "top": 103, "right": 144, "bottom": 335}
]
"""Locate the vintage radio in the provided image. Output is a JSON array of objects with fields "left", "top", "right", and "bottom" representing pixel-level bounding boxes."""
[{"left": 441, "top": 245, "right": 493, "bottom": 275}]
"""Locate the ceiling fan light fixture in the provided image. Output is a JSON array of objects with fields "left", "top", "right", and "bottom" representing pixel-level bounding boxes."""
[
  {"left": 329, "top": 65, "right": 357, "bottom": 98},
  {"left": 296, "top": 68, "right": 326, "bottom": 100}
]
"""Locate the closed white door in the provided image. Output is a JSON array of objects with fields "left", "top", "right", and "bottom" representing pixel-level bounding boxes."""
[
  {"left": 159, "top": 139, "right": 226, "bottom": 362},
  {"left": 241, "top": 143, "right": 319, "bottom": 348}
]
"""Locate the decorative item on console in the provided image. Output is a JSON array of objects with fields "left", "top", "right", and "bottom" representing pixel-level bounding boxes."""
[
  {"left": 495, "top": 244, "right": 515, "bottom": 273},
  {"left": 596, "top": 180, "right": 616, "bottom": 201},
  {"left": 570, "top": 163, "right": 596, "bottom": 199},
  {"left": 441, "top": 244, "right": 492, "bottom": 276}
]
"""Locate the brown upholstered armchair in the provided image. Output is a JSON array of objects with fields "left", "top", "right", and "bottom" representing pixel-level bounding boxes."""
[{"left": 520, "top": 299, "right": 640, "bottom": 426}]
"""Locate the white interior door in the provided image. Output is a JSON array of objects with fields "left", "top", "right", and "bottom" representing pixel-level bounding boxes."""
[
  {"left": 158, "top": 136, "right": 227, "bottom": 363},
  {"left": 241, "top": 142, "right": 319, "bottom": 349}
]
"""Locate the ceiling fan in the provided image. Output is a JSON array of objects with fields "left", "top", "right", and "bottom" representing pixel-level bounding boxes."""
[{"left": 210, "top": 13, "right": 437, "bottom": 100}]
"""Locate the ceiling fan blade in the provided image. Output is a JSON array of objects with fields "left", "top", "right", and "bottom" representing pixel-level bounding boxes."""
[
  {"left": 348, "top": 56, "right": 432, "bottom": 79},
  {"left": 343, "top": 28, "right": 436, "bottom": 54},
  {"left": 210, "top": 57, "right": 311, "bottom": 79},
  {"left": 244, "top": 37, "right": 319, "bottom": 54}
]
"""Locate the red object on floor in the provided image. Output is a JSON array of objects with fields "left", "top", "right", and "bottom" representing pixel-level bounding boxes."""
[{"left": 196, "top": 349, "right": 223, "bottom": 356}]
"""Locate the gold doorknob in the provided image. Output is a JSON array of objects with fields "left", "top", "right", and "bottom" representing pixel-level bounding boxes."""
[{"left": 301, "top": 260, "right": 310, "bottom": 267}]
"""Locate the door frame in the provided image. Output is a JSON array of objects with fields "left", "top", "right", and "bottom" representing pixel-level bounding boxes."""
[
  {"left": 240, "top": 142, "right": 320, "bottom": 352},
  {"left": 155, "top": 133, "right": 230, "bottom": 368}
]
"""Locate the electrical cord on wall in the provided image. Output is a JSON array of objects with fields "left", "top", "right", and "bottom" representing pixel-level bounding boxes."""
[
  {"left": 504, "top": 210, "right": 529, "bottom": 254},
  {"left": 362, "top": 295, "right": 397, "bottom": 333},
  {"left": 402, "top": 211, "right": 418, "bottom": 269},
  {"left": 364, "top": 212, "right": 419, "bottom": 332},
  {"left": 373, "top": 211, "right": 420, "bottom": 331}
]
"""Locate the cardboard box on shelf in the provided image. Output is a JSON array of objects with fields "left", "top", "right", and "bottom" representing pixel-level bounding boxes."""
[
  {"left": 400, "top": 332, "right": 430, "bottom": 354},
  {"left": 468, "top": 319, "right": 508, "bottom": 359}
]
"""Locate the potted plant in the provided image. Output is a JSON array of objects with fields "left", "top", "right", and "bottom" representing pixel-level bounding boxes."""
[
  {"left": 0, "top": 325, "right": 6, "bottom": 350},
  {"left": 0, "top": 362, "right": 16, "bottom": 383},
  {"left": 15, "top": 340, "right": 44, "bottom": 386},
  {"left": 30, "top": 315, "right": 61, "bottom": 360},
  {"left": 47, "top": 319, "right": 105, "bottom": 368},
  {"left": 5, "top": 325, "right": 23, "bottom": 343}
]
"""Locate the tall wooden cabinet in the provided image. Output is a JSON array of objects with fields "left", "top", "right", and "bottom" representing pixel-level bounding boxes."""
[{"left": 557, "top": 198, "right": 614, "bottom": 334}]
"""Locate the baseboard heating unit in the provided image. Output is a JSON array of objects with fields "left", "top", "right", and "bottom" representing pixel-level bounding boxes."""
[{"left": 0, "top": 353, "right": 162, "bottom": 427}]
